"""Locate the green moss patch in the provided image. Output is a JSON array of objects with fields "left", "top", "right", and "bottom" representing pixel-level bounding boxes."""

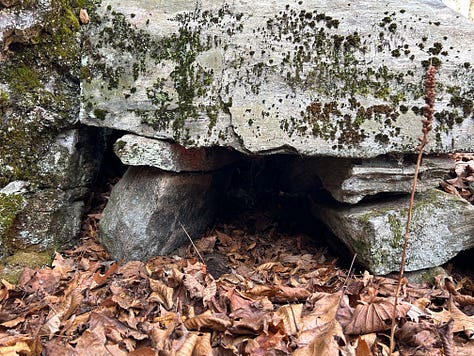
[
  {"left": 0, "top": 251, "right": 53, "bottom": 284},
  {"left": 0, "top": 0, "right": 88, "bottom": 187},
  {"left": 0, "top": 193, "right": 25, "bottom": 243}
]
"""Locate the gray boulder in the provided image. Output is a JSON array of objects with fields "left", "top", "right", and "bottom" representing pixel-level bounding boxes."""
[
  {"left": 100, "top": 166, "right": 229, "bottom": 261},
  {"left": 311, "top": 189, "right": 474, "bottom": 274}
]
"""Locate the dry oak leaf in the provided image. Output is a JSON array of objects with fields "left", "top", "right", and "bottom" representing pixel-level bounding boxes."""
[
  {"left": 0, "top": 341, "right": 31, "bottom": 356},
  {"left": 1, "top": 315, "right": 26, "bottom": 328},
  {"left": 72, "top": 328, "right": 109, "bottom": 356},
  {"left": 355, "top": 333, "right": 377, "bottom": 356},
  {"left": 147, "top": 323, "right": 173, "bottom": 351},
  {"left": 294, "top": 319, "right": 346, "bottom": 356},
  {"left": 174, "top": 332, "right": 199, "bottom": 355},
  {"left": 344, "top": 297, "right": 411, "bottom": 335},
  {"left": 193, "top": 332, "right": 213, "bottom": 355},
  {"left": 244, "top": 330, "right": 289, "bottom": 355},
  {"left": 184, "top": 310, "right": 231, "bottom": 332},
  {"left": 0, "top": 335, "right": 36, "bottom": 356},
  {"left": 18, "top": 267, "right": 61, "bottom": 294},
  {"left": 148, "top": 278, "right": 174, "bottom": 310},
  {"left": 354, "top": 336, "right": 373, "bottom": 356},
  {"left": 429, "top": 298, "right": 474, "bottom": 337},
  {"left": 274, "top": 304, "right": 303, "bottom": 336},
  {"left": 2, "top": 279, "right": 16, "bottom": 291}
]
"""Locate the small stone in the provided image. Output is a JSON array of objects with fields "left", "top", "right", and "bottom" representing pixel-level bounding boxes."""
[{"left": 79, "top": 9, "right": 89, "bottom": 25}]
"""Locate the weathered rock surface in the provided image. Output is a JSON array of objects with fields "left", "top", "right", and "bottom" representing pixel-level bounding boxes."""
[
  {"left": 114, "top": 134, "right": 238, "bottom": 172},
  {"left": 81, "top": 0, "right": 474, "bottom": 157},
  {"left": 0, "top": 1, "right": 104, "bottom": 257},
  {"left": 311, "top": 189, "right": 474, "bottom": 274},
  {"left": 313, "top": 155, "right": 452, "bottom": 204},
  {"left": 442, "top": 0, "right": 474, "bottom": 20},
  {"left": 7, "top": 187, "right": 86, "bottom": 251},
  {"left": 0, "top": 0, "right": 48, "bottom": 52},
  {"left": 100, "top": 166, "right": 229, "bottom": 261}
]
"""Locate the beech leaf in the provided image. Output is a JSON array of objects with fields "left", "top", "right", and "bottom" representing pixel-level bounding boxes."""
[
  {"left": 184, "top": 311, "right": 231, "bottom": 332},
  {"left": 345, "top": 298, "right": 411, "bottom": 335}
]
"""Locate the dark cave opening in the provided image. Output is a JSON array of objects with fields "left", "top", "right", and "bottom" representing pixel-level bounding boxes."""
[{"left": 91, "top": 137, "right": 473, "bottom": 276}]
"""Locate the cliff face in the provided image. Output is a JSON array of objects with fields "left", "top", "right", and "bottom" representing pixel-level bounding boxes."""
[{"left": 0, "top": 0, "right": 103, "bottom": 259}]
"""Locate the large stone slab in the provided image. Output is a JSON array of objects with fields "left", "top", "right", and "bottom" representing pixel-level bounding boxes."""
[
  {"left": 100, "top": 166, "right": 228, "bottom": 261},
  {"left": 114, "top": 134, "right": 238, "bottom": 172},
  {"left": 311, "top": 189, "right": 474, "bottom": 274},
  {"left": 81, "top": 0, "right": 474, "bottom": 157}
]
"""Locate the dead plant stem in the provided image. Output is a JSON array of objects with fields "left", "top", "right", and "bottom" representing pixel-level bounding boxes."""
[
  {"left": 389, "top": 63, "right": 436, "bottom": 355},
  {"left": 179, "top": 222, "right": 205, "bottom": 264},
  {"left": 388, "top": 145, "right": 424, "bottom": 353}
]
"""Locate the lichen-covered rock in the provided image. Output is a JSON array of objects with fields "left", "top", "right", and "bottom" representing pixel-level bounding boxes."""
[
  {"left": 114, "top": 134, "right": 239, "bottom": 172},
  {"left": 311, "top": 189, "right": 474, "bottom": 274},
  {"left": 81, "top": 0, "right": 474, "bottom": 157},
  {"left": 0, "top": 1, "right": 105, "bottom": 256},
  {"left": 100, "top": 166, "right": 229, "bottom": 261},
  {"left": 0, "top": 182, "right": 27, "bottom": 257},
  {"left": 9, "top": 187, "right": 87, "bottom": 252},
  {"left": 0, "top": 0, "right": 49, "bottom": 52}
]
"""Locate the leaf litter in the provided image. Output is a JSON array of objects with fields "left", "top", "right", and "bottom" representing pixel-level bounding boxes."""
[{"left": 0, "top": 205, "right": 473, "bottom": 355}]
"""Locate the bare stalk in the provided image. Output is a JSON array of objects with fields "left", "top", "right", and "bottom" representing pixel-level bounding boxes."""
[
  {"left": 179, "top": 222, "right": 205, "bottom": 264},
  {"left": 389, "top": 64, "right": 436, "bottom": 354}
]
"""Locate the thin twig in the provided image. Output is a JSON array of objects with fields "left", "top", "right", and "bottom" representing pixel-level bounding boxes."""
[
  {"left": 389, "top": 64, "right": 436, "bottom": 354},
  {"left": 179, "top": 222, "right": 205, "bottom": 264},
  {"left": 339, "top": 253, "right": 357, "bottom": 302},
  {"left": 336, "top": 253, "right": 357, "bottom": 321}
]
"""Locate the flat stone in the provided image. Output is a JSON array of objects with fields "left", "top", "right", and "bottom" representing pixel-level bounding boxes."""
[
  {"left": 114, "top": 134, "right": 238, "bottom": 172},
  {"left": 313, "top": 155, "right": 452, "bottom": 204},
  {"left": 0, "top": 180, "right": 28, "bottom": 195},
  {"left": 311, "top": 189, "right": 474, "bottom": 274},
  {"left": 81, "top": 0, "right": 474, "bottom": 157},
  {"left": 99, "top": 166, "right": 228, "bottom": 261}
]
